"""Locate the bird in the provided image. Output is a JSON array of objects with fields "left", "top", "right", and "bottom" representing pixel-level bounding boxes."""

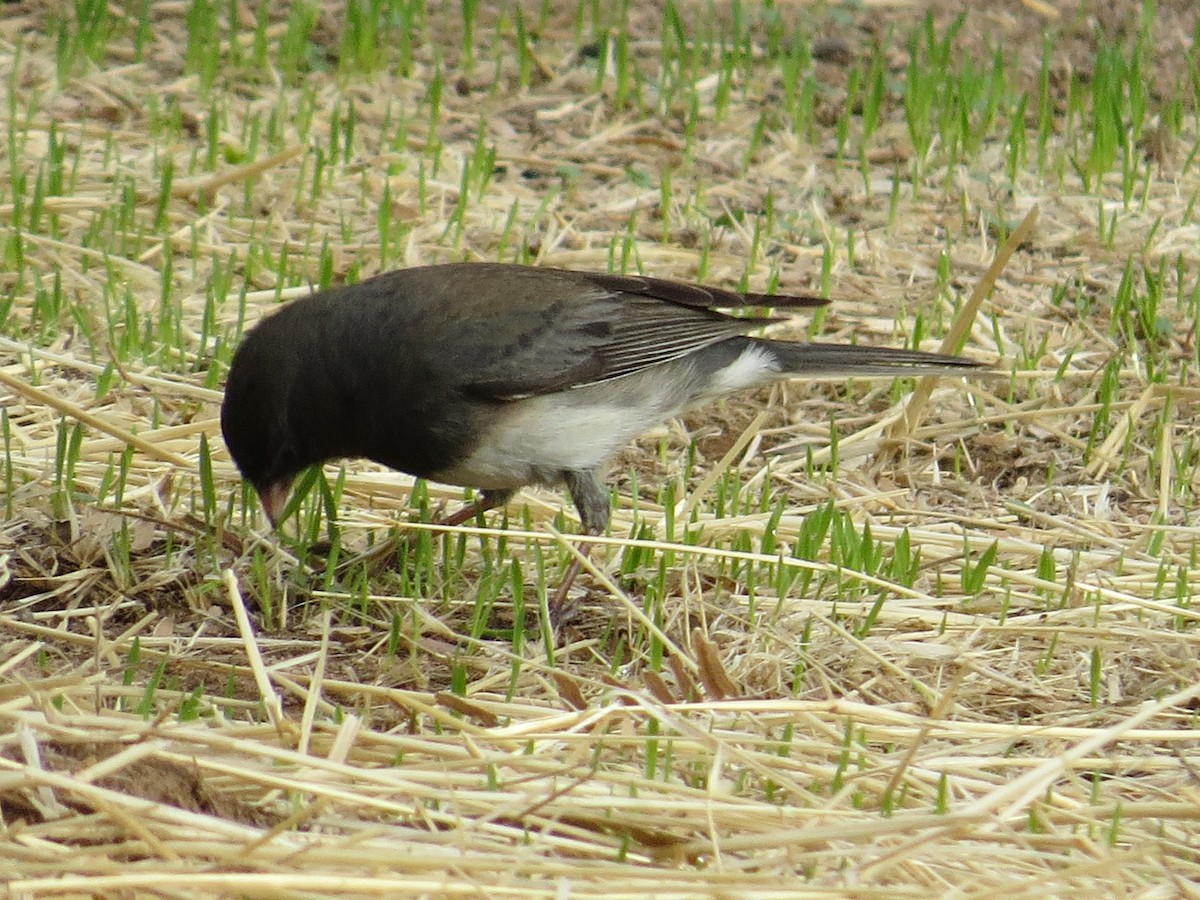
[{"left": 221, "top": 262, "right": 981, "bottom": 608}]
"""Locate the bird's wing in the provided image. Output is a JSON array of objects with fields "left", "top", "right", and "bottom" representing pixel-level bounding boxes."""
[
  {"left": 449, "top": 268, "right": 827, "bottom": 400},
  {"left": 581, "top": 271, "right": 829, "bottom": 311}
]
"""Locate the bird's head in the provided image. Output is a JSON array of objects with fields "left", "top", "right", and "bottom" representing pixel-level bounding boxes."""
[{"left": 220, "top": 328, "right": 310, "bottom": 527}]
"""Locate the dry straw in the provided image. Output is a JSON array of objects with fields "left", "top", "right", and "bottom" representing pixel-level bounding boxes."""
[{"left": 3, "top": 1, "right": 1200, "bottom": 896}]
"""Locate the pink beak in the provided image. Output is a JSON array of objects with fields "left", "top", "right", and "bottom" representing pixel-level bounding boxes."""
[{"left": 257, "top": 481, "right": 292, "bottom": 528}]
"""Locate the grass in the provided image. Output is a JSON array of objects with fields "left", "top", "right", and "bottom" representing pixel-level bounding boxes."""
[{"left": 3, "top": 0, "right": 1200, "bottom": 894}]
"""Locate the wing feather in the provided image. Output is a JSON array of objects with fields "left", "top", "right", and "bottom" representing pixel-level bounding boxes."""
[{"left": 425, "top": 265, "right": 824, "bottom": 400}]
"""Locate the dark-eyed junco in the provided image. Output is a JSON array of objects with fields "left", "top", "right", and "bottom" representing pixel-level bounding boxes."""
[{"left": 221, "top": 263, "right": 980, "bottom": 601}]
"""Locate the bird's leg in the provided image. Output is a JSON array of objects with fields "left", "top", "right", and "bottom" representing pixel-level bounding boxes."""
[
  {"left": 550, "top": 470, "right": 611, "bottom": 622},
  {"left": 438, "top": 488, "right": 514, "bottom": 527}
]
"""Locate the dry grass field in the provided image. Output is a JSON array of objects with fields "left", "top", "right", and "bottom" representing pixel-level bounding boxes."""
[{"left": 3, "top": 0, "right": 1200, "bottom": 895}]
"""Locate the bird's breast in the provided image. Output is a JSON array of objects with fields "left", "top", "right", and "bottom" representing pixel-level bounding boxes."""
[
  {"left": 428, "top": 363, "right": 698, "bottom": 489},
  {"left": 428, "top": 342, "right": 782, "bottom": 491}
]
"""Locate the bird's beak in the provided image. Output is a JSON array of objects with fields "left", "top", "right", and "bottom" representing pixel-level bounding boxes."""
[{"left": 257, "top": 481, "right": 292, "bottom": 528}]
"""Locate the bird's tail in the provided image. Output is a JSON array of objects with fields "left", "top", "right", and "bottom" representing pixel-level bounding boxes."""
[{"left": 763, "top": 339, "right": 984, "bottom": 378}]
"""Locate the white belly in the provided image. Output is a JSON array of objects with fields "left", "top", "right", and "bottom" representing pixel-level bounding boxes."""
[{"left": 431, "top": 344, "right": 779, "bottom": 489}]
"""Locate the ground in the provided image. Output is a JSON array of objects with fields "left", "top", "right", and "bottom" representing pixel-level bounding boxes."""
[{"left": 2, "top": 0, "right": 1199, "bottom": 896}]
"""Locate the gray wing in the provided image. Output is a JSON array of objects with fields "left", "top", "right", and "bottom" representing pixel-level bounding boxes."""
[{"left": 448, "top": 267, "right": 827, "bottom": 400}]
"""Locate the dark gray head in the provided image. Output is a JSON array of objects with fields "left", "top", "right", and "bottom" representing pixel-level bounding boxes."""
[{"left": 220, "top": 314, "right": 317, "bottom": 525}]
